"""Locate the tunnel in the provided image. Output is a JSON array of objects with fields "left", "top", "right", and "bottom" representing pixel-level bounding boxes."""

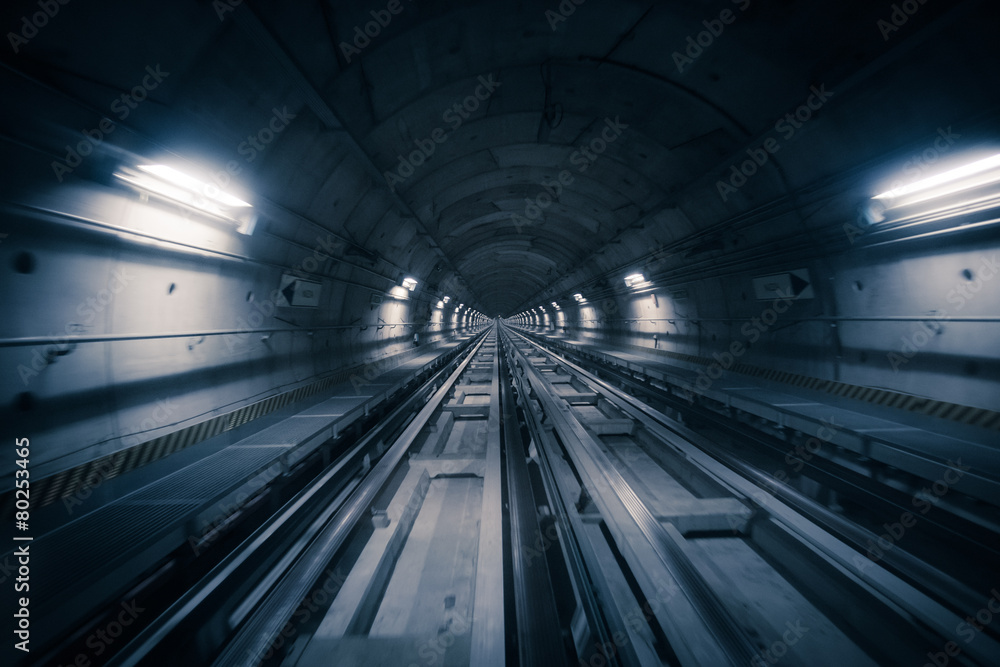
[{"left": 1, "top": 0, "right": 999, "bottom": 665}]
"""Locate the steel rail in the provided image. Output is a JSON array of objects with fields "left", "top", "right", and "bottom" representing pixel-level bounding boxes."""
[
  {"left": 498, "top": 338, "right": 570, "bottom": 667},
  {"left": 470, "top": 330, "right": 505, "bottom": 666},
  {"left": 502, "top": 327, "right": 759, "bottom": 666},
  {"left": 211, "top": 329, "right": 490, "bottom": 665},
  {"left": 499, "top": 328, "right": 627, "bottom": 665},
  {"left": 518, "top": 327, "right": 999, "bottom": 621},
  {"left": 105, "top": 332, "right": 488, "bottom": 666},
  {"left": 506, "top": 325, "right": 1000, "bottom": 665}
]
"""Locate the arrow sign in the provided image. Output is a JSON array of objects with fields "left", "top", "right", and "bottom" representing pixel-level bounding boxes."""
[
  {"left": 752, "top": 269, "right": 814, "bottom": 300},
  {"left": 276, "top": 274, "right": 322, "bottom": 307}
]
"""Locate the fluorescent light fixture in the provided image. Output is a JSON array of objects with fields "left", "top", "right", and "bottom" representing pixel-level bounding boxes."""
[
  {"left": 138, "top": 165, "right": 251, "bottom": 208},
  {"left": 624, "top": 273, "right": 647, "bottom": 288},
  {"left": 573, "top": 293, "right": 585, "bottom": 302},
  {"left": 388, "top": 285, "right": 410, "bottom": 300},
  {"left": 402, "top": 277, "right": 418, "bottom": 291},
  {"left": 114, "top": 163, "right": 255, "bottom": 233},
  {"left": 874, "top": 153, "right": 1000, "bottom": 202}
]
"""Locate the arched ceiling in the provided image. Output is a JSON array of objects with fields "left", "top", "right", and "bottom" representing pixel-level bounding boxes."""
[{"left": 2, "top": 0, "right": 995, "bottom": 316}]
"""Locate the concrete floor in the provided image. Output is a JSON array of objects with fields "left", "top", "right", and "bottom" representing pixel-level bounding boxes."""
[{"left": 295, "top": 367, "right": 494, "bottom": 666}]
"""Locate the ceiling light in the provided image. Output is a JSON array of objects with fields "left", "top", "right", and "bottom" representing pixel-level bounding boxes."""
[
  {"left": 402, "top": 277, "right": 418, "bottom": 291},
  {"left": 624, "top": 273, "right": 647, "bottom": 288},
  {"left": 874, "top": 152, "right": 1000, "bottom": 202},
  {"left": 114, "top": 163, "right": 255, "bottom": 232},
  {"left": 388, "top": 285, "right": 410, "bottom": 300},
  {"left": 138, "top": 165, "right": 251, "bottom": 208}
]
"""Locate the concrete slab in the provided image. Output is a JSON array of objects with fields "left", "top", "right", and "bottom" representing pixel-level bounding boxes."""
[
  {"left": 688, "top": 536, "right": 878, "bottom": 667},
  {"left": 297, "top": 634, "right": 471, "bottom": 667},
  {"left": 604, "top": 438, "right": 697, "bottom": 511},
  {"left": 369, "top": 477, "right": 483, "bottom": 640},
  {"left": 310, "top": 468, "right": 432, "bottom": 640},
  {"left": 295, "top": 395, "right": 368, "bottom": 417}
]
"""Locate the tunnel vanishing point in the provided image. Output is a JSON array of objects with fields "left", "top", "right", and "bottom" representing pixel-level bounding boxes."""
[{"left": 1, "top": 1, "right": 999, "bottom": 666}]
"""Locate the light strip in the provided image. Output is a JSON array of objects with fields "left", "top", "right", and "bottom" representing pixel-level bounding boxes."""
[
  {"left": 138, "top": 165, "right": 251, "bottom": 207},
  {"left": 388, "top": 285, "right": 410, "bottom": 299},
  {"left": 624, "top": 273, "right": 647, "bottom": 288},
  {"left": 874, "top": 153, "right": 1000, "bottom": 201}
]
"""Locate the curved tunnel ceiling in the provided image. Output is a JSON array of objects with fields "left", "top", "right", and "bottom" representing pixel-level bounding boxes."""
[{"left": 3, "top": 0, "right": 996, "bottom": 317}]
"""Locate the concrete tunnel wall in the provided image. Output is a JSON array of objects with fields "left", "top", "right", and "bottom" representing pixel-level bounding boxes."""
[
  {"left": 511, "top": 235, "right": 1000, "bottom": 413},
  {"left": 0, "top": 164, "right": 486, "bottom": 477},
  {"left": 0, "top": 143, "right": 487, "bottom": 477},
  {"left": 0, "top": 0, "right": 998, "bottom": 481}
]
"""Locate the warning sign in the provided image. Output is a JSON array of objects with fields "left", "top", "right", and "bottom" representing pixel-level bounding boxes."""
[
  {"left": 276, "top": 274, "right": 321, "bottom": 307},
  {"left": 752, "top": 269, "right": 814, "bottom": 300}
]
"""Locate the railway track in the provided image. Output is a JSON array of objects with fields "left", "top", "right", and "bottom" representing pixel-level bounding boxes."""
[
  {"left": 513, "top": 326, "right": 1000, "bottom": 618},
  {"left": 48, "top": 322, "right": 1000, "bottom": 665},
  {"left": 227, "top": 328, "right": 509, "bottom": 667},
  {"left": 499, "top": 324, "right": 1000, "bottom": 666}
]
